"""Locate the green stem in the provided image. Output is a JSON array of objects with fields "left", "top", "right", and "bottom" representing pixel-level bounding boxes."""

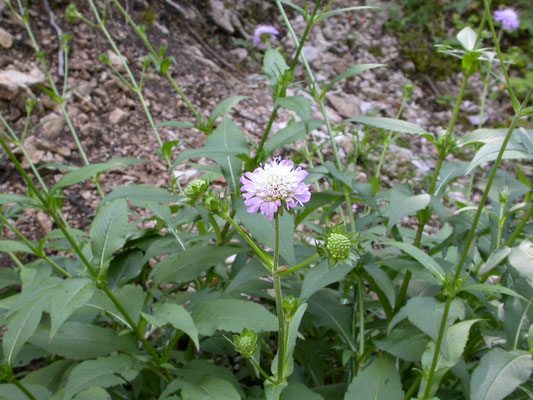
[
  {"left": 161, "top": 330, "right": 184, "bottom": 363},
  {"left": 226, "top": 216, "right": 273, "bottom": 269},
  {"left": 357, "top": 277, "right": 365, "bottom": 371},
  {"left": 12, "top": 379, "right": 37, "bottom": 400},
  {"left": 404, "top": 374, "right": 422, "bottom": 400},
  {"left": 208, "top": 214, "right": 223, "bottom": 245},
  {"left": 273, "top": 214, "right": 286, "bottom": 382},
  {"left": 506, "top": 203, "right": 533, "bottom": 247},
  {"left": 280, "top": 253, "right": 320, "bottom": 275},
  {"left": 254, "top": 106, "right": 279, "bottom": 162},
  {"left": 250, "top": 357, "right": 277, "bottom": 384}
]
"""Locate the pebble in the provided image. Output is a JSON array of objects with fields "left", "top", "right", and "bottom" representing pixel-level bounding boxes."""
[{"left": 0, "top": 28, "right": 13, "bottom": 48}]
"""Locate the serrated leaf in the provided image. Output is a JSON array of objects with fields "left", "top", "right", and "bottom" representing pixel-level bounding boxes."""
[
  {"left": 301, "top": 261, "right": 353, "bottom": 300},
  {"left": 375, "top": 326, "right": 429, "bottom": 362},
  {"left": 471, "top": 349, "right": 533, "bottom": 400},
  {"left": 460, "top": 284, "right": 528, "bottom": 302},
  {"left": 344, "top": 354, "right": 403, "bottom": 400},
  {"left": 384, "top": 241, "right": 446, "bottom": 282},
  {"left": 193, "top": 299, "right": 277, "bottom": 336},
  {"left": 63, "top": 355, "right": 137, "bottom": 400},
  {"left": 0, "top": 240, "right": 34, "bottom": 254},
  {"left": 445, "top": 319, "right": 480, "bottom": 363},
  {"left": 508, "top": 242, "right": 533, "bottom": 281},
  {"left": 466, "top": 143, "right": 531, "bottom": 175},
  {"left": 209, "top": 95, "right": 249, "bottom": 122},
  {"left": 53, "top": 158, "right": 146, "bottom": 190},
  {"left": 87, "top": 285, "right": 144, "bottom": 328},
  {"left": 384, "top": 184, "right": 431, "bottom": 232},
  {"left": 346, "top": 116, "right": 428, "bottom": 135},
  {"left": 181, "top": 376, "right": 240, "bottom": 400},
  {"left": 49, "top": 278, "right": 96, "bottom": 340},
  {"left": 30, "top": 322, "right": 137, "bottom": 360},
  {"left": 73, "top": 387, "right": 111, "bottom": 400},
  {"left": 103, "top": 185, "right": 180, "bottom": 204},
  {"left": 3, "top": 301, "right": 44, "bottom": 366},
  {"left": 403, "top": 296, "right": 465, "bottom": 343},
  {"left": 264, "top": 120, "right": 324, "bottom": 155},
  {"left": 89, "top": 199, "right": 129, "bottom": 272},
  {"left": 275, "top": 96, "right": 311, "bottom": 123},
  {"left": 151, "top": 245, "right": 242, "bottom": 285},
  {"left": 142, "top": 302, "right": 199, "bottom": 350}
]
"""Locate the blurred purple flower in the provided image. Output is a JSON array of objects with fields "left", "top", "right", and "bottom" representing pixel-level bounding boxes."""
[
  {"left": 494, "top": 8, "right": 520, "bottom": 31},
  {"left": 240, "top": 158, "right": 311, "bottom": 220},
  {"left": 253, "top": 25, "right": 279, "bottom": 47}
]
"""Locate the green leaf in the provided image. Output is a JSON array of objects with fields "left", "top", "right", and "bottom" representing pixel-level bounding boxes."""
[
  {"left": 275, "top": 96, "right": 311, "bottom": 123},
  {"left": 457, "top": 27, "right": 477, "bottom": 51},
  {"left": 209, "top": 95, "right": 249, "bottom": 122},
  {"left": 107, "top": 250, "right": 145, "bottom": 289},
  {"left": 151, "top": 245, "right": 243, "bottom": 285},
  {"left": 176, "top": 117, "right": 247, "bottom": 193},
  {"left": 103, "top": 185, "right": 180, "bottom": 204},
  {"left": 21, "top": 360, "right": 73, "bottom": 393},
  {"left": 0, "top": 240, "right": 34, "bottom": 254},
  {"left": 300, "top": 261, "right": 353, "bottom": 300},
  {"left": 282, "top": 382, "right": 323, "bottom": 400},
  {"left": 89, "top": 199, "right": 129, "bottom": 273},
  {"left": 471, "top": 349, "right": 533, "bottom": 400},
  {"left": 142, "top": 302, "right": 199, "bottom": 350},
  {"left": 264, "top": 120, "right": 324, "bottom": 156},
  {"left": 346, "top": 116, "right": 428, "bottom": 135},
  {"left": 326, "top": 64, "right": 384, "bottom": 92},
  {"left": 263, "top": 48, "right": 288, "bottom": 93},
  {"left": 3, "top": 301, "right": 44, "bottom": 366},
  {"left": 181, "top": 376, "right": 240, "bottom": 400},
  {"left": 53, "top": 158, "right": 146, "bottom": 190},
  {"left": 384, "top": 184, "right": 431, "bottom": 232},
  {"left": 466, "top": 143, "right": 532, "bottom": 175},
  {"left": 0, "top": 194, "right": 37, "bottom": 206},
  {"left": 193, "top": 299, "right": 277, "bottom": 336},
  {"left": 0, "top": 383, "right": 51, "bottom": 400},
  {"left": 235, "top": 198, "right": 296, "bottom": 265},
  {"left": 49, "top": 278, "right": 96, "bottom": 340},
  {"left": 277, "top": 0, "right": 305, "bottom": 17},
  {"left": 445, "top": 319, "right": 481, "bottom": 363},
  {"left": 363, "top": 264, "right": 396, "bottom": 309},
  {"left": 314, "top": 6, "right": 375, "bottom": 23},
  {"left": 402, "top": 296, "right": 465, "bottom": 342},
  {"left": 29, "top": 322, "right": 137, "bottom": 360},
  {"left": 478, "top": 246, "right": 512, "bottom": 276},
  {"left": 63, "top": 354, "right": 137, "bottom": 400},
  {"left": 156, "top": 120, "right": 195, "bottom": 129},
  {"left": 73, "top": 387, "right": 111, "bottom": 400},
  {"left": 460, "top": 284, "right": 528, "bottom": 302},
  {"left": 375, "top": 326, "right": 429, "bottom": 362},
  {"left": 0, "top": 268, "right": 20, "bottom": 290},
  {"left": 344, "top": 354, "right": 404, "bottom": 400},
  {"left": 384, "top": 241, "right": 446, "bottom": 282},
  {"left": 508, "top": 242, "right": 533, "bottom": 281},
  {"left": 87, "top": 285, "right": 145, "bottom": 328}
]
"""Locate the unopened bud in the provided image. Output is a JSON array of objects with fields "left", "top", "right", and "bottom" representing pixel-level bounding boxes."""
[
  {"left": 185, "top": 178, "right": 209, "bottom": 202},
  {"left": 326, "top": 233, "right": 352, "bottom": 262},
  {"left": 233, "top": 328, "right": 259, "bottom": 358}
]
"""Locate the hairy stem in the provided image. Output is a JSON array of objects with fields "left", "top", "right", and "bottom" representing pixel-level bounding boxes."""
[{"left": 272, "top": 214, "right": 286, "bottom": 382}]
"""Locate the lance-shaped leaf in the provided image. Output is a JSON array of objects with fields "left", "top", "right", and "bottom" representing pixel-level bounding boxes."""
[
  {"left": 346, "top": 116, "right": 428, "bottom": 135},
  {"left": 50, "top": 277, "right": 96, "bottom": 340},
  {"left": 89, "top": 198, "right": 129, "bottom": 272}
]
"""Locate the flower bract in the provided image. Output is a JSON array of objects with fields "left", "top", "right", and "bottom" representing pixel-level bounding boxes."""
[
  {"left": 240, "top": 158, "right": 311, "bottom": 220},
  {"left": 253, "top": 25, "right": 279, "bottom": 47},
  {"left": 494, "top": 8, "right": 520, "bottom": 31}
]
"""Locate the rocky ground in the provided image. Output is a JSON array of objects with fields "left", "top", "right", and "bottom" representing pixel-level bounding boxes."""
[{"left": 0, "top": 0, "right": 515, "bottom": 249}]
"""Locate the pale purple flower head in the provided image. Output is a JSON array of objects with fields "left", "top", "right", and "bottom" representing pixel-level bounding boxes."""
[
  {"left": 494, "top": 8, "right": 520, "bottom": 31},
  {"left": 240, "top": 158, "right": 311, "bottom": 220},
  {"left": 253, "top": 25, "right": 279, "bottom": 47}
]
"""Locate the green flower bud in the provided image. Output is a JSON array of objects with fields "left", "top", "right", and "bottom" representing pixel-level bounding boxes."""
[
  {"left": 325, "top": 233, "right": 352, "bottom": 262},
  {"left": 65, "top": 4, "right": 81, "bottom": 23},
  {"left": 185, "top": 178, "right": 209, "bottom": 202},
  {"left": 233, "top": 328, "right": 259, "bottom": 359},
  {"left": 282, "top": 295, "right": 299, "bottom": 321},
  {"left": 202, "top": 191, "right": 229, "bottom": 217}
]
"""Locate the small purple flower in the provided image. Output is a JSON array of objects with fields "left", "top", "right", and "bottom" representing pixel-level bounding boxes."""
[
  {"left": 240, "top": 158, "right": 311, "bottom": 221},
  {"left": 253, "top": 25, "right": 279, "bottom": 47},
  {"left": 494, "top": 8, "right": 520, "bottom": 31}
]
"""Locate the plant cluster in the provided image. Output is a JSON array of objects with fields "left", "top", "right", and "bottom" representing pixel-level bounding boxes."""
[{"left": 0, "top": 1, "right": 532, "bottom": 400}]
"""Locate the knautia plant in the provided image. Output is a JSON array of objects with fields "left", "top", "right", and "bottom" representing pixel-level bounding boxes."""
[{"left": 0, "top": 0, "right": 532, "bottom": 399}]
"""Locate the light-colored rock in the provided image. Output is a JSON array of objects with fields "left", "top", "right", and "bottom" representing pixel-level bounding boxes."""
[
  {"left": 36, "top": 211, "right": 52, "bottom": 234},
  {"left": 106, "top": 49, "right": 125, "bottom": 70},
  {"left": 209, "top": 0, "right": 234, "bottom": 33},
  {"left": 21, "top": 136, "right": 45, "bottom": 169},
  {"left": 39, "top": 113, "right": 65, "bottom": 139},
  {"left": 35, "top": 137, "right": 71, "bottom": 158},
  {"left": 0, "top": 28, "right": 13, "bottom": 49},
  {"left": 0, "top": 68, "right": 45, "bottom": 100},
  {"left": 109, "top": 108, "right": 129, "bottom": 124},
  {"left": 361, "top": 87, "right": 388, "bottom": 101},
  {"left": 328, "top": 94, "right": 361, "bottom": 119},
  {"left": 229, "top": 48, "right": 248, "bottom": 63},
  {"left": 302, "top": 46, "right": 320, "bottom": 63}
]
